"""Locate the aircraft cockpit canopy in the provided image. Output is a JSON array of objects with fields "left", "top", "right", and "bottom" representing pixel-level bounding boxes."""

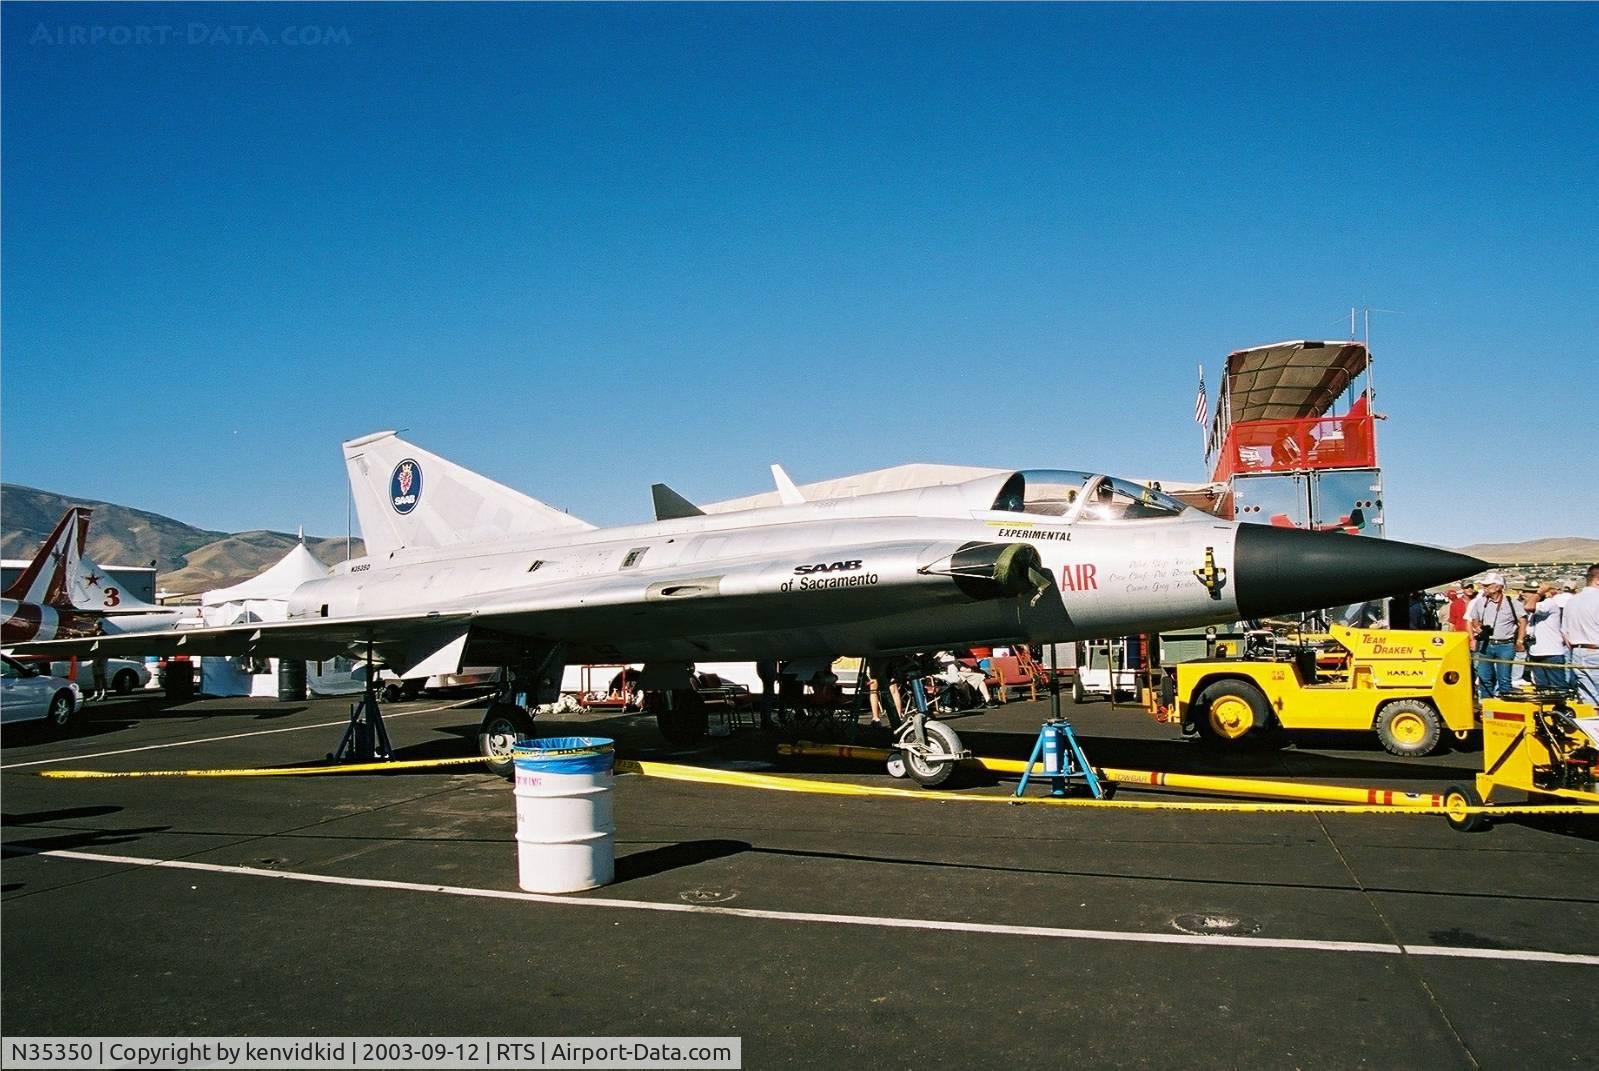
[{"left": 989, "top": 470, "right": 1189, "bottom": 522}]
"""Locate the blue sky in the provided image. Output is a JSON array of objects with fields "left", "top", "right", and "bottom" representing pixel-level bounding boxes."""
[{"left": 4, "top": 3, "right": 1595, "bottom": 547}]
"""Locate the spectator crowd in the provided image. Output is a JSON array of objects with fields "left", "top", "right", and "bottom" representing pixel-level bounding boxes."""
[{"left": 1440, "top": 564, "right": 1599, "bottom": 706}]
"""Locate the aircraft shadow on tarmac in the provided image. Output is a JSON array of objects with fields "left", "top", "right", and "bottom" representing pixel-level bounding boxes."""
[
  {"left": 2, "top": 805, "right": 123, "bottom": 826},
  {"left": 91, "top": 696, "right": 309, "bottom": 722},
  {"left": 680, "top": 840, "right": 1599, "bottom": 905},
  {"left": 1, "top": 818, "right": 171, "bottom": 886},
  {"left": 0, "top": 699, "right": 310, "bottom": 750}
]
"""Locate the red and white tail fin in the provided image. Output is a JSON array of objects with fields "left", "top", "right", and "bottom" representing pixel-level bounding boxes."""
[
  {"left": 3, "top": 508, "right": 90, "bottom": 605},
  {"left": 342, "top": 431, "right": 594, "bottom": 558},
  {"left": 64, "top": 542, "right": 167, "bottom": 614}
]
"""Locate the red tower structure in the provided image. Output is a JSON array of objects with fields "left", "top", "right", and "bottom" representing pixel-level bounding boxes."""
[{"left": 1204, "top": 340, "right": 1382, "bottom": 538}]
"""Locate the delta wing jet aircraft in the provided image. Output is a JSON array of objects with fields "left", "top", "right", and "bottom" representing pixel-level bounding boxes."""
[
  {"left": 16, "top": 432, "right": 1485, "bottom": 770},
  {"left": 2, "top": 508, "right": 189, "bottom": 646}
]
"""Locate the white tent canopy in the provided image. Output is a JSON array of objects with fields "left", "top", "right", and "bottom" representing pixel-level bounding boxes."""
[
  {"left": 201, "top": 542, "right": 329, "bottom": 606},
  {"left": 199, "top": 543, "right": 330, "bottom": 697}
]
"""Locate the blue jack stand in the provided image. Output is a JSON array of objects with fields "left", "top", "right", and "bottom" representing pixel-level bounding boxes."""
[{"left": 1016, "top": 718, "right": 1106, "bottom": 799}]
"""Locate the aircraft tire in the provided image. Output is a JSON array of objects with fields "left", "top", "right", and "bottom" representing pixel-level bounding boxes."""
[
  {"left": 479, "top": 703, "right": 537, "bottom": 779},
  {"left": 905, "top": 720, "right": 963, "bottom": 788},
  {"left": 655, "top": 690, "right": 708, "bottom": 746}
]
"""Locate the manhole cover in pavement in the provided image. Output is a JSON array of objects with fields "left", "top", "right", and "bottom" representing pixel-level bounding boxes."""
[
  {"left": 679, "top": 888, "right": 738, "bottom": 905},
  {"left": 1172, "top": 912, "right": 1261, "bottom": 936}
]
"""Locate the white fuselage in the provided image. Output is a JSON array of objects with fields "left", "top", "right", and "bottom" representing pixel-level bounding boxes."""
[{"left": 287, "top": 480, "right": 1240, "bottom": 663}]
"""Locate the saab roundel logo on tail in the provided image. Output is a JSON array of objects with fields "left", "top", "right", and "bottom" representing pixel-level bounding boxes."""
[{"left": 390, "top": 459, "right": 423, "bottom": 514}]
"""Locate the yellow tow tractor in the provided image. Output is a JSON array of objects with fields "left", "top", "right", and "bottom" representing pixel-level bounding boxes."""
[
  {"left": 1159, "top": 625, "right": 1475, "bottom": 756},
  {"left": 1443, "top": 695, "right": 1599, "bottom": 832}
]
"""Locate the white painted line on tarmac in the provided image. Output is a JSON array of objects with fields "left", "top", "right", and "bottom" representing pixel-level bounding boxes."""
[
  {"left": 29, "top": 848, "right": 1599, "bottom": 968},
  {"left": 0, "top": 700, "right": 477, "bottom": 771}
]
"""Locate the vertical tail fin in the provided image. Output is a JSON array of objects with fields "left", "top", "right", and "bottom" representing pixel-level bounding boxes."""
[
  {"left": 4, "top": 508, "right": 89, "bottom": 604},
  {"left": 65, "top": 542, "right": 168, "bottom": 613},
  {"left": 342, "top": 431, "right": 594, "bottom": 558},
  {"left": 651, "top": 483, "right": 705, "bottom": 521}
]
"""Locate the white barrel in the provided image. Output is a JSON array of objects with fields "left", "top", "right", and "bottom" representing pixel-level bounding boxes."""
[{"left": 512, "top": 737, "right": 616, "bottom": 893}]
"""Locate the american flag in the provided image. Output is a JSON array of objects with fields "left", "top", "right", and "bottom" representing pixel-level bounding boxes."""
[{"left": 1194, "top": 365, "right": 1208, "bottom": 428}]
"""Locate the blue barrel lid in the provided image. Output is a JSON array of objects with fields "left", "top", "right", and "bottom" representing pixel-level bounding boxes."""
[{"left": 512, "top": 736, "right": 615, "bottom": 758}]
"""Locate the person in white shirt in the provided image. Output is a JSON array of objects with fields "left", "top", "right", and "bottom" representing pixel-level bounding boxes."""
[
  {"left": 1522, "top": 582, "right": 1570, "bottom": 690},
  {"left": 935, "top": 650, "right": 996, "bottom": 709},
  {"left": 1466, "top": 572, "right": 1526, "bottom": 698},
  {"left": 1561, "top": 565, "right": 1599, "bottom": 707}
]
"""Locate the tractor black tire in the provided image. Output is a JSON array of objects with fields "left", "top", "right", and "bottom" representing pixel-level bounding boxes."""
[
  {"left": 479, "top": 703, "right": 537, "bottom": 779},
  {"left": 1375, "top": 699, "right": 1443, "bottom": 758},
  {"left": 1192, "top": 679, "right": 1271, "bottom": 743}
]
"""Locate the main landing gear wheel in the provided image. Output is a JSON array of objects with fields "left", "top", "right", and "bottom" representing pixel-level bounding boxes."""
[
  {"left": 1443, "top": 783, "right": 1489, "bottom": 833},
  {"left": 903, "top": 720, "right": 963, "bottom": 788},
  {"left": 479, "top": 703, "right": 537, "bottom": 779},
  {"left": 1375, "top": 699, "right": 1443, "bottom": 757},
  {"left": 652, "top": 690, "right": 708, "bottom": 746},
  {"left": 1193, "top": 680, "right": 1269, "bottom": 743}
]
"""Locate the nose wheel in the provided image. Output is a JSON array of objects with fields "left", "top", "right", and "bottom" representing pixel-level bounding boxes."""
[{"left": 889, "top": 714, "right": 967, "bottom": 787}]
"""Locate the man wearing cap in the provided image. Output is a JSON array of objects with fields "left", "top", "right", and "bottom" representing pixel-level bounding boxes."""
[
  {"left": 1562, "top": 564, "right": 1599, "bottom": 707},
  {"left": 1466, "top": 573, "right": 1526, "bottom": 698}
]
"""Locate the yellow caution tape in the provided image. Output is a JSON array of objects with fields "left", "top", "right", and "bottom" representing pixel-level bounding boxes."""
[
  {"left": 773, "top": 742, "right": 1599, "bottom": 816},
  {"left": 780, "top": 742, "right": 1452, "bottom": 808},
  {"left": 627, "top": 757, "right": 1595, "bottom": 815},
  {"left": 33, "top": 749, "right": 1599, "bottom": 817}
]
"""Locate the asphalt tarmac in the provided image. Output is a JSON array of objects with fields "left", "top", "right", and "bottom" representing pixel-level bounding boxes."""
[{"left": 2, "top": 688, "right": 1596, "bottom": 1069}]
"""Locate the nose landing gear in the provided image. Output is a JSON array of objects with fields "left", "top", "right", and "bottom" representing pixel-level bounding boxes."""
[{"left": 887, "top": 671, "right": 969, "bottom": 787}]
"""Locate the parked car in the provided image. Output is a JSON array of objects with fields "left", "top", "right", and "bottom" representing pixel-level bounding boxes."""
[
  {"left": 14, "top": 655, "right": 152, "bottom": 695},
  {"left": 1, "top": 654, "right": 83, "bottom": 734}
]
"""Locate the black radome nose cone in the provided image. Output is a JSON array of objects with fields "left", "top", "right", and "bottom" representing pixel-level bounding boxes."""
[{"left": 1233, "top": 525, "right": 1487, "bottom": 620}]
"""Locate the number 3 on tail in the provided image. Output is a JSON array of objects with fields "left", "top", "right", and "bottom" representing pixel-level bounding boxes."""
[{"left": 103, "top": 587, "right": 120, "bottom": 607}]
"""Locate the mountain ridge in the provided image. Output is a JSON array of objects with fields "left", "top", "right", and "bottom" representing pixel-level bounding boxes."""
[{"left": 2, "top": 484, "right": 362, "bottom": 595}]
